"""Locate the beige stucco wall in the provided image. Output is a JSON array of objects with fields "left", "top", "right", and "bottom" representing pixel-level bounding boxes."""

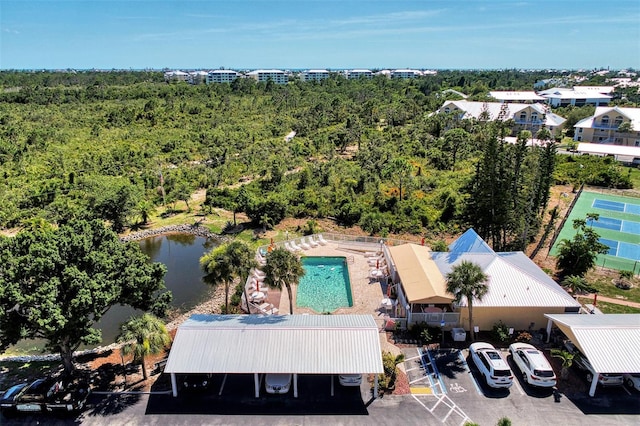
[{"left": 457, "top": 306, "right": 569, "bottom": 333}]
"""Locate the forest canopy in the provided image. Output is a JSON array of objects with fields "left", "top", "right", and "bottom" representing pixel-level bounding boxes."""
[{"left": 0, "top": 69, "right": 634, "bottom": 249}]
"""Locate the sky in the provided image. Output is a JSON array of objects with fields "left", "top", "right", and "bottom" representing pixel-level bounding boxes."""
[{"left": 1, "top": 0, "right": 639, "bottom": 70}]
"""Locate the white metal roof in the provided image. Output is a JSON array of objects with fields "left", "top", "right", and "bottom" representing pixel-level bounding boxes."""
[
  {"left": 545, "top": 314, "right": 640, "bottom": 373},
  {"left": 577, "top": 143, "right": 640, "bottom": 157},
  {"left": 432, "top": 252, "right": 580, "bottom": 308},
  {"left": 489, "top": 91, "right": 546, "bottom": 101},
  {"left": 165, "top": 314, "right": 383, "bottom": 375}
]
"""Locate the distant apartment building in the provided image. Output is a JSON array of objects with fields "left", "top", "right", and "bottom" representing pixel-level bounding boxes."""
[
  {"left": 574, "top": 106, "right": 640, "bottom": 146},
  {"left": 207, "top": 69, "right": 241, "bottom": 84},
  {"left": 246, "top": 69, "right": 288, "bottom": 84},
  {"left": 301, "top": 69, "right": 330, "bottom": 82},
  {"left": 391, "top": 69, "right": 421, "bottom": 79},
  {"left": 538, "top": 86, "right": 612, "bottom": 107},
  {"left": 164, "top": 70, "right": 189, "bottom": 83},
  {"left": 188, "top": 71, "right": 208, "bottom": 85},
  {"left": 347, "top": 69, "right": 373, "bottom": 79},
  {"left": 436, "top": 100, "right": 566, "bottom": 138}
]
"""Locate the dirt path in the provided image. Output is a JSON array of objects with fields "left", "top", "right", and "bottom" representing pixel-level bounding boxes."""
[{"left": 579, "top": 294, "right": 640, "bottom": 309}]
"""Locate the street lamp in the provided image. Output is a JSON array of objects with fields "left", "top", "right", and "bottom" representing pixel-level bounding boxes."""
[{"left": 441, "top": 320, "right": 445, "bottom": 345}]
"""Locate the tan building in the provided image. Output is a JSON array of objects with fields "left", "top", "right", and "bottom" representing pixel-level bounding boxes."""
[
  {"left": 388, "top": 229, "right": 581, "bottom": 334},
  {"left": 574, "top": 106, "right": 640, "bottom": 146}
]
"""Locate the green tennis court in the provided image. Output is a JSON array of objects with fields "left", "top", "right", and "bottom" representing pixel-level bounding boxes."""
[{"left": 550, "top": 191, "right": 640, "bottom": 273}]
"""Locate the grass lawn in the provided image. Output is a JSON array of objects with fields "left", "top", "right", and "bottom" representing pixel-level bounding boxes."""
[
  {"left": 586, "top": 270, "right": 640, "bottom": 303},
  {"left": 629, "top": 167, "right": 640, "bottom": 190},
  {"left": 576, "top": 298, "right": 640, "bottom": 314}
]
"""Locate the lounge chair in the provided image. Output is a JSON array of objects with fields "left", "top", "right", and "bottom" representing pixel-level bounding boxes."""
[
  {"left": 290, "top": 240, "right": 303, "bottom": 251},
  {"left": 306, "top": 236, "right": 319, "bottom": 248},
  {"left": 258, "top": 302, "right": 279, "bottom": 315},
  {"left": 299, "top": 238, "right": 311, "bottom": 250},
  {"left": 367, "top": 257, "right": 385, "bottom": 266},
  {"left": 317, "top": 234, "right": 328, "bottom": 245},
  {"left": 253, "top": 268, "right": 266, "bottom": 278}
]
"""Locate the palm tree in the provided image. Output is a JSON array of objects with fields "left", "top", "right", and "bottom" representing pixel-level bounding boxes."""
[
  {"left": 551, "top": 349, "right": 574, "bottom": 380},
  {"left": 445, "top": 260, "right": 489, "bottom": 341},
  {"left": 561, "top": 275, "right": 596, "bottom": 296},
  {"left": 116, "top": 313, "right": 171, "bottom": 381},
  {"left": 199, "top": 241, "right": 256, "bottom": 313},
  {"left": 263, "top": 248, "right": 305, "bottom": 314}
]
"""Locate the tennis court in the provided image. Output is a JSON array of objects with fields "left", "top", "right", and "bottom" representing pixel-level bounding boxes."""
[
  {"left": 551, "top": 191, "right": 640, "bottom": 272},
  {"left": 599, "top": 238, "right": 640, "bottom": 261},
  {"left": 586, "top": 216, "right": 640, "bottom": 235},
  {"left": 592, "top": 198, "right": 640, "bottom": 215}
]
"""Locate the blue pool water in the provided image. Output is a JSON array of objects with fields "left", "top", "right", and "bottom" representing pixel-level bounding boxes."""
[{"left": 296, "top": 257, "right": 353, "bottom": 313}]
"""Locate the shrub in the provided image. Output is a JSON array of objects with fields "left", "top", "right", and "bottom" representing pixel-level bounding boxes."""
[
  {"left": 515, "top": 331, "right": 532, "bottom": 343},
  {"left": 492, "top": 321, "right": 510, "bottom": 343},
  {"left": 620, "top": 270, "right": 634, "bottom": 280}
]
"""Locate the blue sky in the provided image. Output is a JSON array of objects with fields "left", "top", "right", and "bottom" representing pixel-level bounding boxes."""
[{"left": 1, "top": 0, "right": 639, "bottom": 70}]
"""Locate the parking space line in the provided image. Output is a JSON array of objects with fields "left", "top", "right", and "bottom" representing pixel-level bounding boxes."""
[{"left": 458, "top": 350, "right": 483, "bottom": 395}]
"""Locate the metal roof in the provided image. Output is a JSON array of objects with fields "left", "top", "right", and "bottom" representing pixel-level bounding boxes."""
[
  {"left": 387, "top": 244, "right": 452, "bottom": 304},
  {"left": 164, "top": 314, "right": 383, "bottom": 375},
  {"left": 545, "top": 314, "right": 640, "bottom": 373}
]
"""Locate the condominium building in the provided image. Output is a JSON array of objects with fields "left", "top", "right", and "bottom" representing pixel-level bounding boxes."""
[
  {"left": 301, "top": 69, "right": 330, "bottom": 82},
  {"left": 391, "top": 69, "right": 421, "bottom": 79},
  {"left": 163, "top": 70, "right": 189, "bottom": 83},
  {"left": 347, "top": 69, "right": 373, "bottom": 79},
  {"left": 436, "top": 100, "right": 566, "bottom": 138},
  {"left": 538, "top": 87, "right": 612, "bottom": 107},
  {"left": 574, "top": 106, "right": 640, "bottom": 146},
  {"left": 246, "top": 69, "right": 288, "bottom": 84},
  {"left": 207, "top": 69, "right": 241, "bottom": 84}
]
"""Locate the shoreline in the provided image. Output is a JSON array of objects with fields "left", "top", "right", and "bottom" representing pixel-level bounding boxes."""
[{"left": 0, "top": 226, "right": 231, "bottom": 362}]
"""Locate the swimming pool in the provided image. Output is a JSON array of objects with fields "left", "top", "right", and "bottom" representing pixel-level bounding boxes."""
[{"left": 296, "top": 256, "right": 353, "bottom": 313}]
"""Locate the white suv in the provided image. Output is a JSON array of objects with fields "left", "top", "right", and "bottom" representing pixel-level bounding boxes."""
[
  {"left": 509, "top": 343, "right": 556, "bottom": 387},
  {"left": 469, "top": 342, "right": 513, "bottom": 388},
  {"left": 265, "top": 374, "right": 292, "bottom": 394}
]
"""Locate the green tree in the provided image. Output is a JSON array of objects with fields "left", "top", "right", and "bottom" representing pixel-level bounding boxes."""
[
  {"left": 382, "top": 157, "right": 413, "bottom": 201},
  {"left": 0, "top": 219, "right": 171, "bottom": 375},
  {"left": 199, "top": 241, "right": 255, "bottom": 312},
  {"left": 117, "top": 313, "right": 171, "bottom": 381},
  {"left": 263, "top": 248, "right": 305, "bottom": 314},
  {"left": 445, "top": 260, "right": 489, "bottom": 341},
  {"left": 551, "top": 349, "right": 574, "bottom": 380},
  {"left": 555, "top": 216, "right": 609, "bottom": 277},
  {"left": 561, "top": 275, "right": 596, "bottom": 295}
]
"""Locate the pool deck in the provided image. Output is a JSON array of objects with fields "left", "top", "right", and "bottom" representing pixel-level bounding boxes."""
[{"left": 272, "top": 241, "right": 402, "bottom": 357}]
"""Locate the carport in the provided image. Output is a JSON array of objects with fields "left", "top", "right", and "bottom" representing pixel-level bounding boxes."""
[
  {"left": 545, "top": 313, "right": 640, "bottom": 396},
  {"left": 164, "top": 314, "right": 384, "bottom": 398}
]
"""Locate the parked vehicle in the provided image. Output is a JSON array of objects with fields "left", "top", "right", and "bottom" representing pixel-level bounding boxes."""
[
  {"left": 564, "top": 341, "right": 624, "bottom": 387},
  {"left": 0, "top": 377, "right": 91, "bottom": 416},
  {"left": 469, "top": 342, "right": 513, "bottom": 388},
  {"left": 338, "top": 374, "right": 362, "bottom": 387},
  {"left": 44, "top": 379, "right": 91, "bottom": 413},
  {"left": 0, "top": 378, "right": 53, "bottom": 414},
  {"left": 508, "top": 343, "right": 557, "bottom": 387},
  {"left": 623, "top": 373, "right": 640, "bottom": 391},
  {"left": 182, "top": 374, "right": 212, "bottom": 392},
  {"left": 0, "top": 383, "right": 29, "bottom": 416},
  {"left": 265, "top": 374, "right": 292, "bottom": 394}
]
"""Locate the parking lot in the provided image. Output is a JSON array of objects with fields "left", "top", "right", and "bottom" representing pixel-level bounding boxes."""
[
  {"left": 403, "top": 346, "right": 640, "bottom": 425},
  {"left": 1, "top": 361, "right": 639, "bottom": 426}
]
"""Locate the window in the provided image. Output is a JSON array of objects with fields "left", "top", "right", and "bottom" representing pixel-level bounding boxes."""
[
  {"left": 531, "top": 112, "right": 538, "bottom": 122},
  {"left": 614, "top": 116, "right": 623, "bottom": 126},
  {"left": 520, "top": 112, "right": 527, "bottom": 121},
  {"left": 444, "top": 107, "right": 450, "bottom": 114},
  {"left": 601, "top": 115, "right": 610, "bottom": 126}
]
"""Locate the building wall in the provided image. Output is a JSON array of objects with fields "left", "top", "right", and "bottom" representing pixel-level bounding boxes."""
[{"left": 457, "top": 306, "right": 571, "bottom": 332}]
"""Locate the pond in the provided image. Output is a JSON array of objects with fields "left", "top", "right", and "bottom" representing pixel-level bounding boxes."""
[{"left": 5, "top": 233, "right": 215, "bottom": 355}]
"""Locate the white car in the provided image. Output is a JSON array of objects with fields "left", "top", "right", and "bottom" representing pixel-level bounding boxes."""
[
  {"left": 564, "top": 341, "right": 624, "bottom": 387},
  {"left": 338, "top": 374, "right": 362, "bottom": 387},
  {"left": 508, "top": 343, "right": 557, "bottom": 388},
  {"left": 469, "top": 342, "right": 513, "bottom": 388},
  {"left": 265, "top": 374, "right": 292, "bottom": 394},
  {"left": 623, "top": 373, "right": 640, "bottom": 391}
]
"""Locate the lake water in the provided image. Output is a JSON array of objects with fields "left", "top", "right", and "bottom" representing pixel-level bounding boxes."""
[{"left": 5, "top": 233, "right": 215, "bottom": 355}]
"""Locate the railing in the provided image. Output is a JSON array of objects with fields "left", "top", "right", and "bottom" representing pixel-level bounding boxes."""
[
  {"left": 409, "top": 312, "right": 460, "bottom": 327},
  {"left": 258, "top": 233, "right": 419, "bottom": 255}
]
